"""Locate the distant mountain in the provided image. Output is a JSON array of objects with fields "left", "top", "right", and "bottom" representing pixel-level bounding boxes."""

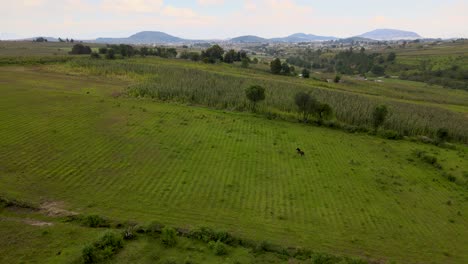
[
  {"left": 229, "top": 35, "right": 267, "bottom": 43},
  {"left": 357, "top": 29, "right": 421, "bottom": 40},
  {"left": 20, "top": 36, "right": 59, "bottom": 42},
  {"left": 95, "top": 31, "right": 190, "bottom": 44},
  {"left": 333, "top": 37, "right": 377, "bottom": 43},
  {"left": 271, "top": 33, "right": 337, "bottom": 42},
  {"left": 229, "top": 33, "right": 337, "bottom": 43}
]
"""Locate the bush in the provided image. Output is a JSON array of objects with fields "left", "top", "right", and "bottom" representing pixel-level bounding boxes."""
[
  {"left": 436, "top": 128, "right": 450, "bottom": 143},
  {"left": 90, "top": 52, "right": 100, "bottom": 59},
  {"left": 82, "top": 245, "right": 98, "bottom": 264},
  {"left": 70, "top": 44, "right": 92, "bottom": 55},
  {"left": 255, "top": 240, "right": 272, "bottom": 253},
  {"left": 146, "top": 221, "right": 165, "bottom": 234},
  {"left": 208, "top": 240, "right": 228, "bottom": 256},
  {"left": 310, "top": 253, "right": 342, "bottom": 264},
  {"left": 188, "top": 227, "right": 237, "bottom": 245},
  {"left": 82, "top": 215, "right": 110, "bottom": 228},
  {"left": 106, "top": 49, "right": 116, "bottom": 60},
  {"left": 413, "top": 150, "right": 442, "bottom": 169},
  {"left": 443, "top": 172, "right": 457, "bottom": 182},
  {"left": 161, "top": 227, "right": 177, "bottom": 247},
  {"left": 95, "top": 232, "right": 123, "bottom": 250},
  {"left": 82, "top": 231, "right": 123, "bottom": 263},
  {"left": 379, "top": 130, "right": 402, "bottom": 140}
]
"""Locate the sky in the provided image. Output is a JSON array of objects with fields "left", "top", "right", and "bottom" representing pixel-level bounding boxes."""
[{"left": 1, "top": 0, "right": 467, "bottom": 40}]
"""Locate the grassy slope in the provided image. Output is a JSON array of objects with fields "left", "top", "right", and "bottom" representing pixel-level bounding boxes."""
[
  {"left": 0, "top": 67, "right": 467, "bottom": 263},
  {"left": 0, "top": 209, "right": 103, "bottom": 264},
  {"left": 0, "top": 41, "right": 105, "bottom": 57},
  {"left": 46, "top": 57, "right": 468, "bottom": 143}
]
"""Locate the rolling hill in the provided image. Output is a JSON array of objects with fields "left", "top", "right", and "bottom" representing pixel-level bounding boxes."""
[
  {"left": 271, "top": 33, "right": 338, "bottom": 42},
  {"left": 95, "top": 31, "right": 190, "bottom": 44},
  {"left": 357, "top": 29, "right": 422, "bottom": 40}
]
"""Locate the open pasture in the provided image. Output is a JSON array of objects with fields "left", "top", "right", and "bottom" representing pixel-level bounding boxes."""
[{"left": 0, "top": 66, "right": 467, "bottom": 263}]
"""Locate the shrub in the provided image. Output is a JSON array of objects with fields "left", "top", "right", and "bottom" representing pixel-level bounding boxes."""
[
  {"left": 379, "top": 130, "right": 402, "bottom": 140},
  {"left": 82, "top": 245, "right": 98, "bottom": 264},
  {"left": 255, "top": 240, "right": 272, "bottom": 253},
  {"left": 123, "top": 226, "right": 136, "bottom": 240},
  {"left": 82, "top": 215, "right": 110, "bottom": 228},
  {"left": 82, "top": 232, "right": 123, "bottom": 263},
  {"left": 90, "top": 52, "right": 100, "bottom": 59},
  {"left": 147, "top": 221, "right": 165, "bottom": 234},
  {"left": 310, "top": 253, "right": 342, "bottom": 264},
  {"left": 413, "top": 150, "right": 442, "bottom": 169},
  {"left": 161, "top": 227, "right": 177, "bottom": 247},
  {"left": 106, "top": 49, "right": 116, "bottom": 60},
  {"left": 436, "top": 128, "right": 450, "bottom": 143},
  {"left": 208, "top": 240, "right": 228, "bottom": 256},
  {"left": 443, "top": 172, "right": 457, "bottom": 182},
  {"left": 95, "top": 231, "right": 123, "bottom": 250}
]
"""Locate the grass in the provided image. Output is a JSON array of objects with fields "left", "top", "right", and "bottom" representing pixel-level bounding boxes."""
[
  {"left": 0, "top": 66, "right": 467, "bottom": 263},
  {"left": 45, "top": 56, "right": 468, "bottom": 142},
  {"left": 0, "top": 41, "right": 104, "bottom": 57}
]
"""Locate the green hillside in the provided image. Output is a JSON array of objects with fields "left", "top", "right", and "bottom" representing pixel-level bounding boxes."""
[{"left": 1, "top": 66, "right": 467, "bottom": 263}]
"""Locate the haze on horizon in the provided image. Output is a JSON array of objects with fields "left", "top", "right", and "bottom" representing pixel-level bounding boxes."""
[{"left": 1, "top": 0, "right": 467, "bottom": 40}]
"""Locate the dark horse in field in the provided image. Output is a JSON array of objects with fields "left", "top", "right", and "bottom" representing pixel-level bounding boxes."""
[{"left": 296, "top": 148, "right": 305, "bottom": 156}]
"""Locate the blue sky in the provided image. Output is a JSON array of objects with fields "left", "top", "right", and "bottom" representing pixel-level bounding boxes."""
[{"left": 1, "top": 0, "right": 467, "bottom": 39}]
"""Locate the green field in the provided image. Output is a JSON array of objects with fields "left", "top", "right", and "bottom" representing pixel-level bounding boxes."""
[{"left": 1, "top": 65, "right": 467, "bottom": 264}]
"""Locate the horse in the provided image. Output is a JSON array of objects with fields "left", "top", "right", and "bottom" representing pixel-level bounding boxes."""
[{"left": 296, "top": 148, "right": 305, "bottom": 156}]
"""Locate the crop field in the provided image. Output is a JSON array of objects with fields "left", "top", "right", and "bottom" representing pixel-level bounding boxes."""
[
  {"left": 0, "top": 66, "right": 467, "bottom": 263},
  {"left": 46, "top": 57, "right": 468, "bottom": 142}
]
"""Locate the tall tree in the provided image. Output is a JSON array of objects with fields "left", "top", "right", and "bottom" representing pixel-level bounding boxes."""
[
  {"left": 270, "top": 58, "right": 282, "bottom": 74},
  {"left": 245, "top": 85, "right": 265, "bottom": 112},
  {"left": 372, "top": 105, "right": 388, "bottom": 132},
  {"left": 282, "top": 62, "right": 291, "bottom": 75},
  {"left": 294, "top": 92, "right": 318, "bottom": 122}
]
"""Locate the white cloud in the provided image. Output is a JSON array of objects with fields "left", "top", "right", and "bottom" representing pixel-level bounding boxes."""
[
  {"left": 101, "top": 0, "right": 164, "bottom": 13},
  {"left": 1, "top": 0, "right": 467, "bottom": 39},
  {"left": 197, "top": 0, "right": 224, "bottom": 5}
]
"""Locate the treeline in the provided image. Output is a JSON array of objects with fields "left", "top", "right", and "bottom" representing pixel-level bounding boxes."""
[
  {"left": 285, "top": 48, "right": 396, "bottom": 76},
  {"left": 399, "top": 62, "right": 468, "bottom": 91},
  {"left": 70, "top": 43, "right": 255, "bottom": 67}
]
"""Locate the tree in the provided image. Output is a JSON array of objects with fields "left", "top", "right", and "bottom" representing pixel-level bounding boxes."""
[
  {"left": 140, "top": 47, "right": 149, "bottom": 57},
  {"left": 58, "top": 37, "right": 64, "bottom": 42},
  {"left": 201, "top": 44, "right": 224, "bottom": 63},
  {"left": 294, "top": 92, "right": 318, "bottom": 122},
  {"left": 34, "top": 37, "right": 47, "bottom": 42},
  {"left": 252, "top": 58, "right": 259, "bottom": 64},
  {"left": 371, "top": 65, "right": 385, "bottom": 75},
  {"left": 387, "top": 52, "right": 396, "bottom": 62},
  {"left": 281, "top": 62, "right": 291, "bottom": 75},
  {"left": 70, "top": 44, "right": 92, "bottom": 54},
  {"left": 245, "top": 85, "right": 265, "bottom": 112},
  {"left": 316, "top": 103, "right": 333, "bottom": 122},
  {"left": 301, "top": 68, "right": 310, "bottom": 78},
  {"left": 241, "top": 57, "right": 250, "bottom": 68},
  {"left": 98, "top": 47, "right": 108, "bottom": 54},
  {"left": 106, "top": 48, "right": 116, "bottom": 59},
  {"left": 90, "top": 52, "right": 100, "bottom": 59},
  {"left": 270, "top": 58, "right": 282, "bottom": 74},
  {"left": 372, "top": 105, "right": 388, "bottom": 132},
  {"left": 334, "top": 75, "right": 341, "bottom": 83},
  {"left": 223, "top": 49, "right": 237, "bottom": 63}
]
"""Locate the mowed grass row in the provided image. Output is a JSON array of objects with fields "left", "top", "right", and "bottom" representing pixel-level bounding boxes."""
[
  {"left": 0, "top": 67, "right": 467, "bottom": 263},
  {"left": 48, "top": 57, "right": 468, "bottom": 143}
]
